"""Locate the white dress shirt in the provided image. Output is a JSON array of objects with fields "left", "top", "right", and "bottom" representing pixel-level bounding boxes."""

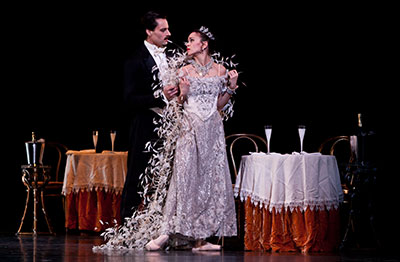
[
  {"left": 144, "top": 40, "right": 167, "bottom": 72},
  {"left": 144, "top": 40, "right": 168, "bottom": 113}
]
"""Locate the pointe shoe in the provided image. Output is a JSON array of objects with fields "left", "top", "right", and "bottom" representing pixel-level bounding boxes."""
[
  {"left": 192, "top": 242, "right": 221, "bottom": 251},
  {"left": 145, "top": 240, "right": 161, "bottom": 251},
  {"left": 145, "top": 235, "right": 169, "bottom": 251}
]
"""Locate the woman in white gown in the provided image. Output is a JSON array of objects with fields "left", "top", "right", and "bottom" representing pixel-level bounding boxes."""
[{"left": 145, "top": 27, "right": 239, "bottom": 251}]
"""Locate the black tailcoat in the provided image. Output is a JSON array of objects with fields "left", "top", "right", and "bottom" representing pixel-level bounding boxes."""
[{"left": 120, "top": 42, "right": 165, "bottom": 219}]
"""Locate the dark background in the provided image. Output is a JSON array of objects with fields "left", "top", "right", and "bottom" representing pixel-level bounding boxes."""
[{"left": 1, "top": 1, "right": 390, "bottom": 249}]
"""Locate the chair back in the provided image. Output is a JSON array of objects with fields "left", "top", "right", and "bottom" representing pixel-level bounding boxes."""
[
  {"left": 318, "top": 136, "right": 354, "bottom": 164},
  {"left": 225, "top": 134, "right": 268, "bottom": 182},
  {"left": 42, "top": 142, "right": 68, "bottom": 183}
]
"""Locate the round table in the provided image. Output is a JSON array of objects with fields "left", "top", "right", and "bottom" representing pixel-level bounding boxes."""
[
  {"left": 62, "top": 151, "right": 127, "bottom": 232},
  {"left": 234, "top": 152, "right": 344, "bottom": 252}
]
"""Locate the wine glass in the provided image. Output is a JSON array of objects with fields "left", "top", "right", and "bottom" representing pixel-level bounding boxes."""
[
  {"left": 110, "top": 130, "right": 116, "bottom": 151},
  {"left": 298, "top": 125, "right": 306, "bottom": 153},
  {"left": 92, "top": 130, "right": 98, "bottom": 152},
  {"left": 264, "top": 125, "right": 272, "bottom": 154}
]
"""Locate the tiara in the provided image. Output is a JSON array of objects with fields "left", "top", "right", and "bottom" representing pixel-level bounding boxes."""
[{"left": 199, "top": 26, "right": 215, "bottom": 40}]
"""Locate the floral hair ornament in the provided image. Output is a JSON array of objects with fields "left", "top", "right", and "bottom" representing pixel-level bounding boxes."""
[{"left": 199, "top": 26, "right": 215, "bottom": 40}]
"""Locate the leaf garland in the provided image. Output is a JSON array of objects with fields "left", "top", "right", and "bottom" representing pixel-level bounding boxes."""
[{"left": 93, "top": 47, "right": 239, "bottom": 252}]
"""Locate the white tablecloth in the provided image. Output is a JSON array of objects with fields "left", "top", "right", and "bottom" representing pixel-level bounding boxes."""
[
  {"left": 62, "top": 152, "right": 128, "bottom": 195},
  {"left": 234, "top": 153, "right": 343, "bottom": 212}
]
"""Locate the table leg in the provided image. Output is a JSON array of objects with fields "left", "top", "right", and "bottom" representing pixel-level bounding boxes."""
[
  {"left": 16, "top": 186, "right": 30, "bottom": 235},
  {"left": 40, "top": 190, "right": 54, "bottom": 234}
]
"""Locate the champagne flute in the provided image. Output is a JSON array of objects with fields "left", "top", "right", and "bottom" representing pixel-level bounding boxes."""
[
  {"left": 110, "top": 130, "right": 116, "bottom": 151},
  {"left": 264, "top": 125, "right": 272, "bottom": 154},
  {"left": 298, "top": 125, "right": 306, "bottom": 153},
  {"left": 92, "top": 130, "right": 98, "bottom": 152}
]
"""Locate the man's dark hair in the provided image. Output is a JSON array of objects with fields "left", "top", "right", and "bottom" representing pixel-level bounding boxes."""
[{"left": 141, "top": 11, "right": 166, "bottom": 31}]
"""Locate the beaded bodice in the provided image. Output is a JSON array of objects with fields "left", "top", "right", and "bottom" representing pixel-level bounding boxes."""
[{"left": 184, "top": 75, "right": 227, "bottom": 121}]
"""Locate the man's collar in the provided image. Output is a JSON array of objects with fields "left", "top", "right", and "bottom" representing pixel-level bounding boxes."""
[{"left": 144, "top": 40, "right": 166, "bottom": 55}]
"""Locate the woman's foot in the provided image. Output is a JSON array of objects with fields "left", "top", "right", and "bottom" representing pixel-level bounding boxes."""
[
  {"left": 145, "top": 235, "right": 169, "bottom": 251},
  {"left": 192, "top": 242, "right": 221, "bottom": 251},
  {"left": 145, "top": 240, "right": 160, "bottom": 251}
]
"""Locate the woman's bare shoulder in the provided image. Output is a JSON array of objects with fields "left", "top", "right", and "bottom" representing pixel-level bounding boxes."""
[
  {"left": 215, "top": 63, "right": 227, "bottom": 76},
  {"left": 179, "top": 64, "right": 193, "bottom": 76}
]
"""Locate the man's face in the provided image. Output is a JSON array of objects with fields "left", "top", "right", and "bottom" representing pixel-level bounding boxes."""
[{"left": 146, "top": 18, "right": 171, "bottom": 47}]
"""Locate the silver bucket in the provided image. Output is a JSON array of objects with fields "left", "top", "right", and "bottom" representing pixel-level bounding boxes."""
[{"left": 25, "top": 140, "right": 45, "bottom": 166}]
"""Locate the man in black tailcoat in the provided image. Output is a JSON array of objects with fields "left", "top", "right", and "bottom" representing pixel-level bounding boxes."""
[{"left": 120, "top": 11, "right": 178, "bottom": 220}]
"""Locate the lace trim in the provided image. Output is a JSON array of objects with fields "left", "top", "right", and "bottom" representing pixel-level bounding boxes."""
[
  {"left": 235, "top": 189, "right": 343, "bottom": 213},
  {"left": 62, "top": 185, "right": 124, "bottom": 195}
]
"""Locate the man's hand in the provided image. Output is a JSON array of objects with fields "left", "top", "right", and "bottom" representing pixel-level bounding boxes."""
[{"left": 163, "top": 85, "right": 178, "bottom": 101}]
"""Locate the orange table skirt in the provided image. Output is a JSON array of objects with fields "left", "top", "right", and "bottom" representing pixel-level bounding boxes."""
[
  {"left": 65, "top": 190, "right": 121, "bottom": 232},
  {"left": 244, "top": 197, "right": 341, "bottom": 253}
]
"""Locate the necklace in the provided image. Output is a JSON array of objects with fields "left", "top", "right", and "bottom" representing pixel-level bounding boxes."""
[{"left": 190, "top": 58, "right": 214, "bottom": 77}]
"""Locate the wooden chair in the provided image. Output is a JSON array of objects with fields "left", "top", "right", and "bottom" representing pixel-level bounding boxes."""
[
  {"left": 318, "top": 135, "right": 352, "bottom": 158},
  {"left": 223, "top": 134, "right": 268, "bottom": 248},
  {"left": 226, "top": 134, "right": 268, "bottom": 179},
  {"left": 318, "top": 135, "right": 355, "bottom": 202},
  {"left": 38, "top": 141, "right": 68, "bottom": 232},
  {"left": 318, "top": 135, "right": 355, "bottom": 165}
]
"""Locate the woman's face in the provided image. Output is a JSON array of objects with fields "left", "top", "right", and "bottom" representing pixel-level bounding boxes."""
[{"left": 185, "top": 32, "right": 206, "bottom": 56}]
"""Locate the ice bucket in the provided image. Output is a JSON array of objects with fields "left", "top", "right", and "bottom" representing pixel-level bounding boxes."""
[{"left": 25, "top": 133, "right": 45, "bottom": 166}]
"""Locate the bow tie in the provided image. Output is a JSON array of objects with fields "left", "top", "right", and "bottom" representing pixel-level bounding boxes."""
[{"left": 153, "top": 47, "right": 166, "bottom": 55}]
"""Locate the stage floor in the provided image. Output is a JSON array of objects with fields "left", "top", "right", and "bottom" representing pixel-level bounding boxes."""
[{"left": 0, "top": 234, "right": 395, "bottom": 261}]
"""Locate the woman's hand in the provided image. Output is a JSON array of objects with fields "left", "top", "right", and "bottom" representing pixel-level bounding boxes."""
[
  {"left": 179, "top": 77, "right": 190, "bottom": 101},
  {"left": 227, "top": 70, "right": 238, "bottom": 89}
]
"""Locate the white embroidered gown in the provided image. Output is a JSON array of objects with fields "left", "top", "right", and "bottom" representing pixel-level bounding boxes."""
[{"left": 160, "top": 74, "right": 237, "bottom": 239}]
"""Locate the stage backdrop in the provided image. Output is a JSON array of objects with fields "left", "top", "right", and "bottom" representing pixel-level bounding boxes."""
[{"left": 2, "top": 3, "right": 381, "bottom": 239}]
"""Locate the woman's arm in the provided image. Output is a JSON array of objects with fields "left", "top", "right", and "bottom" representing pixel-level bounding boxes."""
[
  {"left": 217, "top": 69, "right": 239, "bottom": 110},
  {"left": 177, "top": 67, "right": 190, "bottom": 104}
]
